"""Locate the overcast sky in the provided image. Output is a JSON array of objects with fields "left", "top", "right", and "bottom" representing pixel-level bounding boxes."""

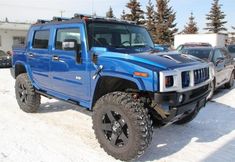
[{"left": 0, "top": 0, "right": 234, "bottom": 32}]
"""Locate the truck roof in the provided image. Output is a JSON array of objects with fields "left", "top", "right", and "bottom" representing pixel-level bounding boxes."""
[{"left": 31, "top": 14, "right": 137, "bottom": 27}]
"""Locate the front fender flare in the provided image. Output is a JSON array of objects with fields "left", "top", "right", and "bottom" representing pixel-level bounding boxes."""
[{"left": 14, "top": 61, "right": 40, "bottom": 90}]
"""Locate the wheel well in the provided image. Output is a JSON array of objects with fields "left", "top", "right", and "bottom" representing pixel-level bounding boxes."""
[
  {"left": 15, "top": 64, "right": 26, "bottom": 78},
  {"left": 92, "top": 76, "right": 139, "bottom": 107}
]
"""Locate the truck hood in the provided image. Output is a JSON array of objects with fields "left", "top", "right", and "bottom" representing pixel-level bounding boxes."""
[
  {"left": 95, "top": 48, "right": 205, "bottom": 70},
  {"left": 132, "top": 51, "right": 204, "bottom": 69}
]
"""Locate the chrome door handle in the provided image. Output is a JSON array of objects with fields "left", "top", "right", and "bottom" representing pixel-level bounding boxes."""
[
  {"left": 28, "top": 53, "right": 35, "bottom": 57},
  {"left": 52, "top": 55, "right": 60, "bottom": 61}
]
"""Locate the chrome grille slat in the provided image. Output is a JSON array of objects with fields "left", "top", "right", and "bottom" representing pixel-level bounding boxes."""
[
  {"left": 193, "top": 68, "right": 209, "bottom": 85},
  {"left": 181, "top": 67, "right": 210, "bottom": 89}
]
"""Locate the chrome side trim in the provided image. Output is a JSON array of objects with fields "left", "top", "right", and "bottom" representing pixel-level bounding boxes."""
[{"left": 159, "top": 63, "right": 213, "bottom": 92}]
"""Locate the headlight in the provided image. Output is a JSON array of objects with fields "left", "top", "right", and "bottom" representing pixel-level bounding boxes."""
[{"left": 165, "top": 76, "right": 174, "bottom": 87}]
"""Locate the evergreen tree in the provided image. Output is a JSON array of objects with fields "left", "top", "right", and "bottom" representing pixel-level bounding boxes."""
[
  {"left": 154, "top": 0, "right": 178, "bottom": 44},
  {"left": 106, "top": 6, "right": 115, "bottom": 18},
  {"left": 205, "top": 0, "right": 227, "bottom": 33},
  {"left": 182, "top": 12, "right": 199, "bottom": 34},
  {"left": 146, "top": 0, "right": 155, "bottom": 37},
  {"left": 5, "top": 17, "right": 9, "bottom": 22},
  {"left": 125, "top": 0, "right": 145, "bottom": 24}
]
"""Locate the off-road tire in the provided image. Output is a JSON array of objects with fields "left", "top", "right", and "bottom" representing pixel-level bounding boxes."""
[
  {"left": 92, "top": 92, "right": 153, "bottom": 161},
  {"left": 15, "top": 73, "right": 41, "bottom": 113},
  {"left": 225, "top": 71, "right": 234, "bottom": 89},
  {"left": 174, "top": 107, "right": 199, "bottom": 125}
]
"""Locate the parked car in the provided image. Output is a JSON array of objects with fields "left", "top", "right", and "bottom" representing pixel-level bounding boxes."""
[
  {"left": 181, "top": 47, "right": 234, "bottom": 100},
  {"left": 11, "top": 15, "right": 213, "bottom": 161},
  {"left": 177, "top": 42, "right": 212, "bottom": 52},
  {"left": 0, "top": 50, "right": 12, "bottom": 68}
]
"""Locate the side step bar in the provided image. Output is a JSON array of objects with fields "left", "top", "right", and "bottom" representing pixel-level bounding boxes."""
[{"left": 35, "top": 90, "right": 80, "bottom": 106}]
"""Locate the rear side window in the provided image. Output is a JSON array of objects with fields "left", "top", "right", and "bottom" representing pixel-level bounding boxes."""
[{"left": 33, "top": 30, "right": 50, "bottom": 49}]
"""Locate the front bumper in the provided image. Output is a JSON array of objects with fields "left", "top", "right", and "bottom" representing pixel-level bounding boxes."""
[{"left": 154, "top": 84, "right": 210, "bottom": 123}]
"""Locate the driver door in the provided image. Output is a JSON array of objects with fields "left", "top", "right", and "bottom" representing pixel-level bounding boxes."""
[
  {"left": 212, "top": 49, "right": 226, "bottom": 86},
  {"left": 50, "top": 25, "right": 90, "bottom": 101}
]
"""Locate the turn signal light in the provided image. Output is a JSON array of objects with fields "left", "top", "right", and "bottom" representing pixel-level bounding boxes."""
[
  {"left": 134, "top": 72, "right": 149, "bottom": 78},
  {"left": 165, "top": 76, "right": 174, "bottom": 87}
]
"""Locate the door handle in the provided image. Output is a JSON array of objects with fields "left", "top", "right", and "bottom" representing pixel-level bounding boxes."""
[
  {"left": 28, "top": 53, "right": 35, "bottom": 57},
  {"left": 52, "top": 55, "right": 60, "bottom": 61}
]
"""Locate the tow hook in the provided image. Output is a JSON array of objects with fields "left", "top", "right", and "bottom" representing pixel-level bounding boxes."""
[{"left": 151, "top": 102, "right": 170, "bottom": 119}]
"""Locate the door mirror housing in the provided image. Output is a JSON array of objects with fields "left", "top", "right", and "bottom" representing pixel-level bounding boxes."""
[
  {"left": 215, "top": 57, "right": 224, "bottom": 66},
  {"left": 62, "top": 39, "right": 82, "bottom": 63},
  {"left": 62, "top": 39, "right": 79, "bottom": 51}
]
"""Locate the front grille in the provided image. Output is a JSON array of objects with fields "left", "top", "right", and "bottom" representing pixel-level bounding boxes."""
[
  {"left": 190, "top": 84, "right": 209, "bottom": 99},
  {"left": 194, "top": 68, "right": 209, "bottom": 85},
  {"left": 181, "top": 71, "right": 190, "bottom": 88}
]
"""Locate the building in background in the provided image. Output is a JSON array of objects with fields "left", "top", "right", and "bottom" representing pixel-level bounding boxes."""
[{"left": 0, "top": 21, "right": 31, "bottom": 52}]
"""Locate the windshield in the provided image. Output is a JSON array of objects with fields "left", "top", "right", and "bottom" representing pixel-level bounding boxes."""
[
  {"left": 0, "top": 50, "right": 6, "bottom": 56},
  {"left": 181, "top": 48, "right": 212, "bottom": 60},
  {"left": 228, "top": 45, "right": 235, "bottom": 56},
  {"left": 87, "top": 22, "right": 154, "bottom": 53}
]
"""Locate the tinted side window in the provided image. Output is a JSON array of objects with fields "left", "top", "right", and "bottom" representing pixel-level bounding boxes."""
[
  {"left": 33, "top": 30, "right": 50, "bottom": 49},
  {"left": 55, "top": 28, "right": 81, "bottom": 50}
]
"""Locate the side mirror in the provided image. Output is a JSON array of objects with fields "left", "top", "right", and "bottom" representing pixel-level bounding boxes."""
[
  {"left": 62, "top": 39, "right": 78, "bottom": 51},
  {"left": 62, "top": 39, "right": 82, "bottom": 63},
  {"left": 215, "top": 57, "right": 224, "bottom": 66}
]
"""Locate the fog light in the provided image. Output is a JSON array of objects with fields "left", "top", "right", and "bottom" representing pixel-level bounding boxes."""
[{"left": 178, "top": 94, "right": 184, "bottom": 103}]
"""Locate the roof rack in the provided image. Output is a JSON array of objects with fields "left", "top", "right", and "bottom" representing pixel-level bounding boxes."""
[
  {"left": 35, "top": 13, "right": 137, "bottom": 25},
  {"left": 52, "top": 17, "right": 70, "bottom": 22},
  {"left": 36, "top": 19, "right": 50, "bottom": 24},
  {"left": 73, "top": 13, "right": 92, "bottom": 19}
]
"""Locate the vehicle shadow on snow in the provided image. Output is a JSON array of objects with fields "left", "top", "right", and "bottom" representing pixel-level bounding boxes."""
[
  {"left": 38, "top": 100, "right": 92, "bottom": 117},
  {"left": 138, "top": 101, "right": 235, "bottom": 161}
]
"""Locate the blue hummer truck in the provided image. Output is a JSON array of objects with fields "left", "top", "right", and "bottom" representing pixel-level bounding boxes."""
[{"left": 11, "top": 15, "right": 212, "bottom": 161}]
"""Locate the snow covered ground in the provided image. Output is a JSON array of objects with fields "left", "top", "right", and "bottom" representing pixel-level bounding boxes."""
[{"left": 0, "top": 68, "right": 234, "bottom": 162}]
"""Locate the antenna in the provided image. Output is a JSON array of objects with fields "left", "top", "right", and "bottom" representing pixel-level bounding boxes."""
[
  {"left": 91, "top": 0, "right": 94, "bottom": 18},
  {"left": 59, "top": 10, "right": 65, "bottom": 18}
]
